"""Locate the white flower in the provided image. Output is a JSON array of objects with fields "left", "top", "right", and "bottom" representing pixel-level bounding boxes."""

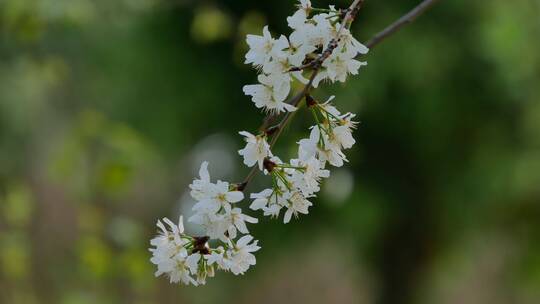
[
  {"left": 298, "top": 126, "right": 348, "bottom": 167},
  {"left": 251, "top": 187, "right": 292, "bottom": 215},
  {"left": 150, "top": 216, "right": 186, "bottom": 255},
  {"left": 307, "top": 13, "right": 334, "bottom": 47},
  {"left": 187, "top": 253, "right": 215, "bottom": 285},
  {"left": 189, "top": 161, "right": 213, "bottom": 201},
  {"left": 245, "top": 26, "right": 278, "bottom": 67},
  {"left": 287, "top": 9, "right": 307, "bottom": 30},
  {"left": 337, "top": 27, "right": 369, "bottom": 58},
  {"left": 287, "top": 1, "right": 312, "bottom": 29},
  {"left": 299, "top": 0, "right": 312, "bottom": 11},
  {"left": 150, "top": 216, "right": 198, "bottom": 286},
  {"left": 331, "top": 113, "right": 358, "bottom": 149},
  {"left": 249, "top": 188, "right": 274, "bottom": 211},
  {"left": 263, "top": 40, "right": 311, "bottom": 84},
  {"left": 290, "top": 157, "right": 330, "bottom": 195},
  {"left": 316, "top": 98, "right": 357, "bottom": 150},
  {"left": 238, "top": 131, "right": 272, "bottom": 170},
  {"left": 323, "top": 52, "right": 367, "bottom": 83},
  {"left": 150, "top": 241, "right": 181, "bottom": 280},
  {"left": 263, "top": 52, "right": 308, "bottom": 84},
  {"left": 318, "top": 139, "right": 348, "bottom": 167},
  {"left": 243, "top": 74, "right": 295, "bottom": 114},
  {"left": 190, "top": 208, "right": 257, "bottom": 242},
  {"left": 298, "top": 126, "right": 320, "bottom": 161},
  {"left": 168, "top": 251, "right": 198, "bottom": 285},
  {"left": 187, "top": 161, "right": 259, "bottom": 242},
  {"left": 289, "top": 22, "right": 314, "bottom": 48},
  {"left": 205, "top": 247, "right": 229, "bottom": 270},
  {"left": 227, "top": 235, "right": 261, "bottom": 275},
  {"left": 223, "top": 207, "right": 259, "bottom": 239},
  {"left": 319, "top": 96, "right": 341, "bottom": 117},
  {"left": 311, "top": 70, "right": 329, "bottom": 88},
  {"left": 283, "top": 191, "right": 313, "bottom": 224},
  {"left": 263, "top": 203, "right": 283, "bottom": 218},
  {"left": 287, "top": 35, "right": 316, "bottom": 67},
  {"left": 186, "top": 253, "right": 201, "bottom": 275},
  {"left": 269, "top": 34, "right": 290, "bottom": 60},
  {"left": 188, "top": 162, "right": 248, "bottom": 240},
  {"left": 192, "top": 180, "right": 244, "bottom": 214},
  {"left": 188, "top": 212, "right": 229, "bottom": 241},
  {"left": 285, "top": 31, "right": 317, "bottom": 83}
]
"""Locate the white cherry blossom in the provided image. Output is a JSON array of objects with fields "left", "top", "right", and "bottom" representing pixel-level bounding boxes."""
[
  {"left": 243, "top": 74, "right": 295, "bottom": 114},
  {"left": 298, "top": 126, "right": 322, "bottom": 161},
  {"left": 227, "top": 235, "right": 261, "bottom": 275},
  {"left": 318, "top": 140, "right": 348, "bottom": 167},
  {"left": 290, "top": 157, "right": 330, "bottom": 195},
  {"left": 205, "top": 246, "right": 230, "bottom": 271},
  {"left": 307, "top": 13, "right": 334, "bottom": 47},
  {"left": 263, "top": 49, "right": 309, "bottom": 84},
  {"left": 224, "top": 207, "right": 259, "bottom": 239},
  {"left": 189, "top": 161, "right": 213, "bottom": 201},
  {"left": 323, "top": 52, "right": 367, "bottom": 83},
  {"left": 168, "top": 251, "right": 198, "bottom": 285},
  {"left": 238, "top": 131, "right": 272, "bottom": 170},
  {"left": 188, "top": 253, "right": 216, "bottom": 285},
  {"left": 319, "top": 96, "right": 341, "bottom": 117},
  {"left": 299, "top": 0, "right": 312, "bottom": 11},
  {"left": 298, "top": 126, "right": 348, "bottom": 167},
  {"left": 245, "top": 26, "right": 277, "bottom": 67},
  {"left": 150, "top": 216, "right": 199, "bottom": 286},
  {"left": 287, "top": 36, "right": 316, "bottom": 67},
  {"left": 283, "top": 191, "right": 313, "bottom": 224},
  {"left": 250, "top": 187, "right": 290, "bottom": 219},
  {"left": 186, "top": 253, "right": 201, "bottom": 276},
  {"left": 332, "top": 113, "right": 358, "bottom": 149},
  {"left": 287, "top": 10, "right": 307, "bottom": 30},
  {"left": 192, "top": 180, "right": 244, "bottom": 214},
  {"left": 311, "top": 69, "right": 329, "bottom": 88},
  {"left": 188, "top": 212, "right": 229, "bottom": 240},
  {"left": 336, "top": 27, "right": 370, "bottom": 58},
  {"left": 249, "top": 188, "right": 274, "bottom": 211},
  {"left": 262, "top": 203, "right": 283, "bottom": 218}
]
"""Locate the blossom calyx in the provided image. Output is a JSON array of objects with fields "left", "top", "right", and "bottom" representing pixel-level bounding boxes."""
[
  {"left": 192, "top": 236, "right": 210, "bottom": 254},
  {"left": 263, "top": 158, "right": 277, "bottom": 172},
  {"left": 305, "top": 94, "right": 318, "bottom": 107}
]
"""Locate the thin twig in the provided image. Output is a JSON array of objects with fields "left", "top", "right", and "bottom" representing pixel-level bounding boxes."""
[
  {"left": 239, "top": 75, "right": 317, "bottom": 192},
  {"left": 365, "top": 0, "right": 440, "bottom": 49},
  {"left": 238, "top": 0, "right": 439, "bottom": 192},
  {"left": 268, "top": 71, "right": 320, "bottom": 148}
]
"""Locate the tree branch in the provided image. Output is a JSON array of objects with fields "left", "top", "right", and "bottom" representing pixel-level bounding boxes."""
[
  {"left": 238, "top": 0, "right": 439, "bottom": 192},
  {"left": 365, "top": 0, "right": 440, "bottom": 49}
]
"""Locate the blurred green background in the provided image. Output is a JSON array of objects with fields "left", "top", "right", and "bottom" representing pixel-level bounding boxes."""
[{"left": 1, "top": 0, "right": 539, "bottom": 303}]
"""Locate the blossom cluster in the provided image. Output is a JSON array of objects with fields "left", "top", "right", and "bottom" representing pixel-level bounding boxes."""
[
  {"left": 247, "top": 95, "right": 358, "bottom": 224},
  {"left": 150, "top": 0, "right": 367, "bottom": 286},
  {"left": 150, "top": 216, "right": 260, "bottom": 285},
  {"left": 243, "top": 0, "right": 368, "bottom": 114}
]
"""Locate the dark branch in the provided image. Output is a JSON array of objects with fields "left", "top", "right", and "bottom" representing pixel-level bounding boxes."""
[{"left": 365, "top": 0, "right": 441, "bottom": 49}]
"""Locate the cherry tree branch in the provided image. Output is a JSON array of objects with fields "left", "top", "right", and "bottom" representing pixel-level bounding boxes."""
[
  {"left": 238, "top": 0, "right": 439, "bottom": 192},
  {"left": 365, "top": 0, "right": 441, "bottom": 49}
]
